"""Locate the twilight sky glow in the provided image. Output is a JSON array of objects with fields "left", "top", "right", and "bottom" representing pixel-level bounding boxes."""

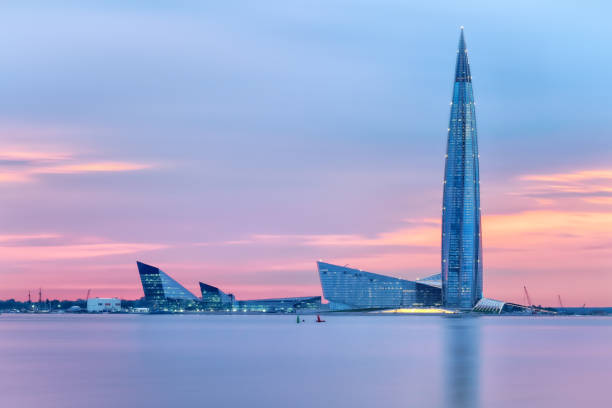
[{"left": 1, "top": 1, "right": 611, "bottom": 306}]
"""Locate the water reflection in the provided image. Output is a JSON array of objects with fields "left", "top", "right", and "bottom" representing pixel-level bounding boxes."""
[
  {"left": 444, "top": 317, "right": 480, "bottom": 408},
  {"left": 3, "top": 315, "right": 611, "bottom": 408}
]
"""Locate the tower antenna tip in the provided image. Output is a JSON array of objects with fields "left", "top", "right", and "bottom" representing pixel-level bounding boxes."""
[{"left": 460, "top": 25, "right": 464, "bottom": 30}]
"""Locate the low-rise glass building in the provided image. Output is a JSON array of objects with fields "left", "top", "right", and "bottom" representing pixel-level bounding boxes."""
[
  {"left": 199, "top": 282, "right": 235, "bottom": 311},
  {"left": 317, "top": 261, "right": 442, "bottom": 310},
  {"left": 199, "top": 281, "right": 321, "bottom": 313},
  {"left": 235, "top": 296, "right": 321, "bottom": 313}
]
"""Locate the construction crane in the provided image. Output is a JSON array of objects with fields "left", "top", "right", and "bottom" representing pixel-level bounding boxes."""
[
  {"left": 28, "top": 291, "right": 31, "bottom": 304},
  {"left": 557, "top": 295, "right": 564, "bottom": 308},
  {"left": 523, "top": 285, "right": 537, "bottom": 314},
  {"left": 86, "top": 289, "right": 91, "bottom": 302},
  {"left": 523, "top": 286, "right": 532, "bottom": 307}
]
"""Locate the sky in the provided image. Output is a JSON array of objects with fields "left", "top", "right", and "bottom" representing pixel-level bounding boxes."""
[{"left": 1, "top": 1, "right": 612, "bottom": 306}]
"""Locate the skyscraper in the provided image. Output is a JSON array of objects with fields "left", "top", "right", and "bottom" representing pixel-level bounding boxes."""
[{"left": 441, "top": 28, "right": 483, "bottom": 309}]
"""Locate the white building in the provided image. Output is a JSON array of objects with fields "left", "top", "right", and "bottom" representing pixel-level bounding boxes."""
[{"left": 87, "top": 297, "right": 121, "bottom": 313}]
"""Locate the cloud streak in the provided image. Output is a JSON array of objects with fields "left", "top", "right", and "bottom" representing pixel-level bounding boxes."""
[
  {"left": 36, "top": 161, "right": 152, "bottom": 174},
  {"left": 0, "top": 242, "right": 167, "bottom": 260},
  {"left": 0, "top": 146, "right": 154, "bottom": 183},
  {"left": 0, "top": 233, "right": 62, "bottom": 243},
  {"left": 518, "top": 168, "right": 612, "bottom": 198},
  {"left": 217, "top": 222, "right": 440, "bottom": 249},
  {"left": 521, "top": 169, "right": 612, "bottom": 183}
]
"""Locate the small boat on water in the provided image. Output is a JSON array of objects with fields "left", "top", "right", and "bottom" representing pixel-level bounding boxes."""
[{"left": 316, "top": 314, "right": 326, "bottom": 323}]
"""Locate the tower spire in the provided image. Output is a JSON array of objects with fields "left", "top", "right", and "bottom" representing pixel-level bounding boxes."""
[{"left": 455, "top": 27, "right": 471, "bottom": 83}]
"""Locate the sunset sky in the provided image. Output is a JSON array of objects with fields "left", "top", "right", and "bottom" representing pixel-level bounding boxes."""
[{"left": 1, "top": 1, "right": 611, "bottom": 306}]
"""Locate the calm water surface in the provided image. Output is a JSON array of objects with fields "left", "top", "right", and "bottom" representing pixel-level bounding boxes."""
[{"left": 1, "top": 314, "right": 611, "bottom": 408}]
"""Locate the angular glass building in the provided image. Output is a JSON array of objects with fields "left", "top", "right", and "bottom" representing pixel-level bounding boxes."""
[
  {"left": 137, "top": 261, "right": 198, "bottom": 302},
  {"left": 441, "top": 28, "right": 483, "bottom": 309},
  {"left": 199, "top": 282, "right": 235, "bottom": 311},
  {"left": 317, "top": 261, "right": 442, "bottom": 310}
]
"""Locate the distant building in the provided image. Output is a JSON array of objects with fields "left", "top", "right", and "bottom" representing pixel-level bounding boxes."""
[
  {"left": 136, "top": 261, "right": 322, "bottom": 313},
  {"left": 317, "top": 261, "right": 442, "bottom": 310},
  {"left": 318, "top": 261, "right": 528, "bottom": 314},
  {"left": 87, "top": 297, "right": 121, "bottom": 313},
  {"left": 471, "top": 298, "right": 530, "bottom": 314},
  {"left": 199, "top": 281, "right": 320, "bottom": 312},
  {"left": 137, "top": 261, "right": 200, "bottom": 311},
  {"left": 236, "top": 296, "right": 321, "bottom": 313},
  {"left": 199, "top": 282, "right": 235, "bottom": 311},
  {"left": 199, "top": 282, "right": 321, "bottom": 312},
  {"left": 137, "top": 261, "right": 199, "bottom": 301}
]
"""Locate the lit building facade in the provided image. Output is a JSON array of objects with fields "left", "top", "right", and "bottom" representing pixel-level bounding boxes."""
[
  {"left": 236, "top": 297, "right": 322, "bottom": 313},
  {"left": 199, "top": 281, "right": 321, "bottom": 313},
  {"left": 137, "top": 261, "right": 199, "bottom": 309},
  {"left": 317, "top": 261, "right": 442, "bottom": 310},
  {"left": 441, "top": 28, "right": 483, "bottom": 309},
  {"left": 199, "top": 282, "right": 235, "bottom": 311}
]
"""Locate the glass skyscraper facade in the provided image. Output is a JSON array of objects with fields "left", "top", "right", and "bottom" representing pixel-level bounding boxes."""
[
  {"left": 317, "top": 262, "right": 442, "bottom": 310},
  {"left": 441, "top": 28, "right": 483, "bottom": 309}
]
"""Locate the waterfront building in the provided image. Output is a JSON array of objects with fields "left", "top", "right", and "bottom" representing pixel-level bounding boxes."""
[
  {"left": 137, "top": 261, "right": 198, "bottom": 301},
  {"left": 236, "top": 296, "right": 321, "bottom": 313},
  {"left": 86, "top": 297, "right": 121, "bottom": 313},
  {"left": 199, "top": 281, "right": 321, "bottom": 312},
  {"left": 317, "top": 261, "right": 442, "bottom": 310},
  {"left": 136, "top": 261, "right": 321, "bottom": 313},
  {"left": 317, "top": 261, "right": 528, "bottom": 313},
  {"left": 441, "top": 28, "right": 483, "bottom": 309},
  {"left": 137, "top": 261, "right": 199, "bottom": 310},
  {"left": 199, "top": 282, "right": 235, "bottom": 311}
]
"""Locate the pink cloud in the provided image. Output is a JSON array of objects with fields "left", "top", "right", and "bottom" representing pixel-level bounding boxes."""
[
  {"left": 0, "top": 233, "right": 167, "bottom": 261},
  {"left": 518, "top": 168, "right": 612, "bottom": 196},
  {"left": 0, "top": 233, "right": 61, "bottom": 243},
  {"left": 583, "top": 197, "right": 612, "bottom": 205},
  {"left": 0, "top": 146, "right": 155, "bottom": 183},
  {"left": 0, "top": 242, "right": 167, "bottom": 261},
  {"left": 216, "top": 225, "right": 440, "bottom": 249},
  {"left": 0, "top": 149, "right": 70, "bottom": 162},
  {"left": 35, "top": 161, "right": 152, "bottom": 174},
  {"left": 521, "top": 169, "right": 612, "bottom": 183}
]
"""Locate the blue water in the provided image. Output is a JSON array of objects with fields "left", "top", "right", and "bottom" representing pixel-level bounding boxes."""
[{"left": 1, "top": 315, "right": 611, "bottom": 408}]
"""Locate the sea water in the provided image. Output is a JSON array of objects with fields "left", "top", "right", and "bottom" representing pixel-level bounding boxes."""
[{"left": 1, "top": 314, "right": 611, "bottom": 408}]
